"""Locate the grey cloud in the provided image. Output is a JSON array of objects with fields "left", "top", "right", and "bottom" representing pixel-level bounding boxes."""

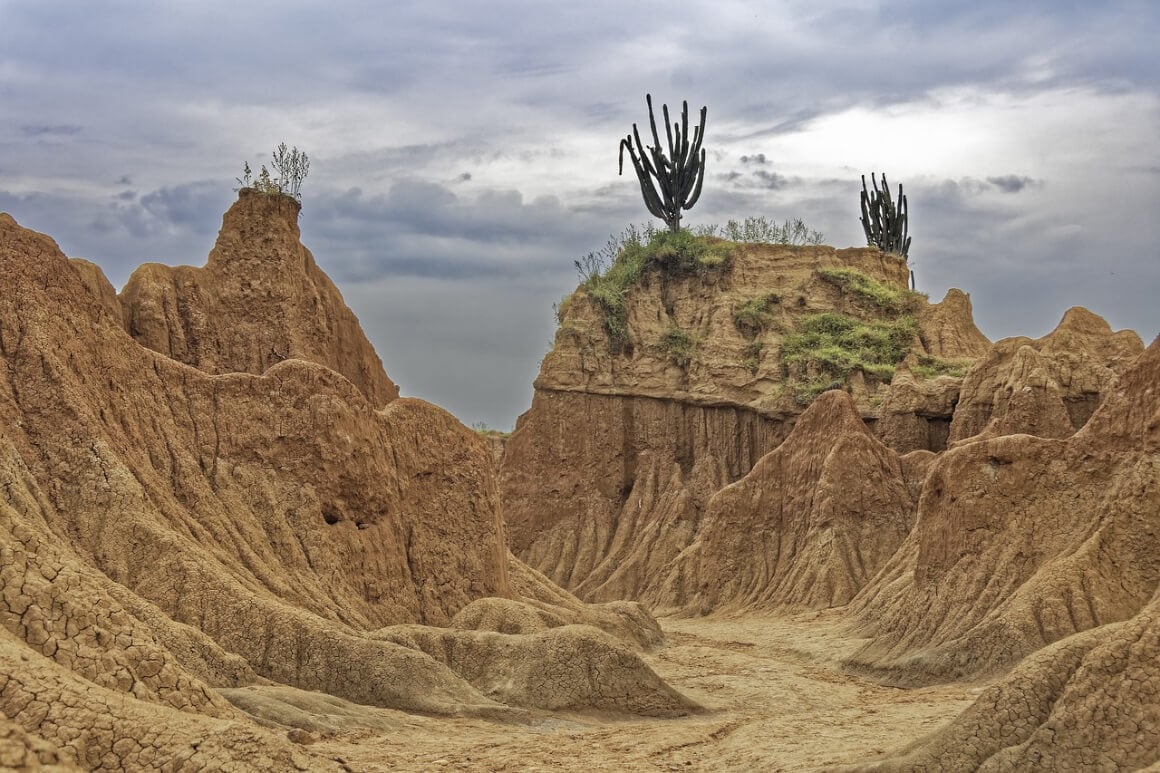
[
  {"left": 753, "top": 170, "right": 789, "bottom": 190},
  {"left": 740, "top": 153, "right": 768, "bottom": 165},
  {"left": 986, "top": 175, "right": 1040, "bottom": 193},
  {"left": 93, "top": 181, "right": 226, "bottom": 239},
  {"left": 21, "top": 124, "right": 82, "bottom": 137},
  {"left": 303, "top": 180, "right": 624, "bottom": 284}
]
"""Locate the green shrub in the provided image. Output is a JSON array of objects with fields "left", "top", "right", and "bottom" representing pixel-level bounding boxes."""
[
  {"left": 660, "top": 326, "right": 696, "bottom": 368},
  {"left": 576, "top": 227, "right": 731, "bottom": 347},
  {"left": 236, "top": 143, "right": 310, "bottom": 202},
  {"left": 791, "top": 377, "right": 845, "bottom": 405},
  {"left": 733, "top": 293, "right": 781, "bottom": 337},
  {"left": 818, "top": 268, "right": 923, "bottom": 313},
  {"left": 780, "top": 312, "right": 917, "bottom": 396}
]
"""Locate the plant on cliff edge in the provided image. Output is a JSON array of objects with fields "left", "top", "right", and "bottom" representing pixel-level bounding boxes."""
[
  {"left": 619, "top": 95, "right": 707, "bottom": 233},
  {"left": 818, "top": 268, "right": 924, "bottom": 313},
  {"left": 859, "top": 173, "right": 910, "bottom": 259},
  {"left": 699, "top": 216, "right": 824, "bottom": 246},
  {"left": 236, "top": 143, "right": 310, "bottom": 202}
]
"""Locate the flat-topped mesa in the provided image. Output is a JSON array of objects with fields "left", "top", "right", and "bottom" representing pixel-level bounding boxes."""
[
  {"left": 120, "top": 188, "right": 399, "bottom": 408},
  {"left": 541, "top": 244, "right": 950, "bottom": 412},
  {"left": 503, "top": 242, "right": 990, "bottom": 603}
]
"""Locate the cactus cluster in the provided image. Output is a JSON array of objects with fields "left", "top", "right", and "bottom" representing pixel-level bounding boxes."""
[
  {"left": 619, "top": 95, "right": 707, "bottom": 233},
  {"left": 859, "top": 173, "right": 911, "bottom": 259}
]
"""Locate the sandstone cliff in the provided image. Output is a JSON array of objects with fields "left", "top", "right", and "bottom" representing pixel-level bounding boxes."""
[
  {"left": 504, "top": 242, "right": 990, "bottom": 607},
  {"left": 0, "top": 205, "right": 695, "bottom": 770}
]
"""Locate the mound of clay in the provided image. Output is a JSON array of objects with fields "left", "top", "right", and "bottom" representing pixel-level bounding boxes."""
[
  {"left": 874, "top": 368, "right": 961, "bottom": 454},
  {"left": 948, "top": 307, "right": 1143, "bottom": 444},
  {"left": 504, "top": 391, "right": 788, "bottom": 603},
  {"left": 373, "top": 623, "right": 699, "bottom": 717},
  {"left": 864, "top": 591, "right": 1160, "bottom": 771},
  {"left": 655, "top": 390, "right": 915, "bottom": 613},
  {"left": 845, "top": 336, "right": 1160, "bottom": 686},
  {"left": 451, "top": 556, "right": 666, "bottom": 649},
  {"left": 120, "top": 189, "right": 398, "bottom": 408},
  {"left": 0, "top": 626, "right": 334, "bottom": 772},
  {"left": 0, "top": 205, "right": 691, "bottom": 767}
]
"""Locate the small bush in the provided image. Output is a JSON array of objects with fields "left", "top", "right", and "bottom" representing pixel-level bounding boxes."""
[
  {"left": 236, "top": 143, "right": 310, "bottom": 202},
  {"left": 781, "top": 312, "right": 917, "bottom": 394},
  {"left": 660, "top": 326, "right": 696, "bottom": 368},
  {"left": 733, "top": 293, "right": 781, "bottom": 337},
  {"left": 792, "top": 377, "right": 846, "bottom": 405},
  {"left": 697, "top": 216, "right": 824, "bottom": 245},
  {"left": 818, "top": 268, "right": 923, "bottom": 313},
  {"left": 554, "top": 294, "right": 574, "bottom": 324}
]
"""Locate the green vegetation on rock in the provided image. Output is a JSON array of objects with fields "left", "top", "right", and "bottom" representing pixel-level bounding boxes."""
[
  {"left": 818, "top": 268, "right": 923, "bottom": 312},
  {"left": 660, "top": 326, "right": 697, "bottom": 368},
  {"left": 912, "top": 354, "right": 972, "bottom": 380},
  {"left": 781, "top": 312, "right": 917, "bottom": 404},
  {"left": 733, "top": 293, "right": 782, "bottom": 337},
  {"left": 742, "top": 340, "right": 764, "bottom": 373},
  {"left": 572, "top": 226, "right": 732, "bottom": 347}
]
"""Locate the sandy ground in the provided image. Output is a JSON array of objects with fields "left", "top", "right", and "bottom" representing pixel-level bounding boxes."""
[{"left": 305, "top": 610, "right": 980, "bottom": 772}]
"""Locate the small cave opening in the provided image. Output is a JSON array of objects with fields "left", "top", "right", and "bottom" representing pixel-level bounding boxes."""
[{"left": 322, "top": 510, "right": 341, "bottom": 526}]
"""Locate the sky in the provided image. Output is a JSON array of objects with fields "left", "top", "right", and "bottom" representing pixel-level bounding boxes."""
[{"left": 1, "top": 1, "right": 1157, "bottom": 430}]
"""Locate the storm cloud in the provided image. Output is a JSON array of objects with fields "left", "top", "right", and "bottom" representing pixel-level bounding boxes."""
[{"left": 1, "top": 0, "right": 1156, "bottom": 428}]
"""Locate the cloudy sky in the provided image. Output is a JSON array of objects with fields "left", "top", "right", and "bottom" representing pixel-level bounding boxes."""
[{"left": 2, "top": 1, "right": 1157, "bottom": 429}]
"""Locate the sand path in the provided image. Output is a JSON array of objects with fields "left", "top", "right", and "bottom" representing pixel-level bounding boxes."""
[{"left": 307, "top": 610, "right": 979, "bottom": 771}]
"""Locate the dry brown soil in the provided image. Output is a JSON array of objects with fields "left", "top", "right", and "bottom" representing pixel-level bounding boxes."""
[{"left": 308, "top": 611, "right": 979, "bottom": 772}]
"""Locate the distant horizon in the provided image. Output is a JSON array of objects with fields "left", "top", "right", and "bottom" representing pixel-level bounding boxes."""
[{"left": 3, "top": 0, "right": 1157, "bottom": 429}]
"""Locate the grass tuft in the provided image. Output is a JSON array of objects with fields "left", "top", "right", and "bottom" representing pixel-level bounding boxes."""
[
  {"left": 660, "top": 326, "right": 696, "bottom": 368},
  {"left": 733, "top": 293, "right": 782, "bottom": 337},
  {"left": 818, "top": 268, "right": 924, "bottom": 313},
  {"left": 780, "top": 312, "right": 917, "bottom": 403},
  {"left": 912, "top": 354, "right": 973, "bottom": 380}
]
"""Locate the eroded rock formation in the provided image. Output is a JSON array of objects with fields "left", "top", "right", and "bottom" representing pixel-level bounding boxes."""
[
  {"left": 120, "top": 189, "right": 399, "bottom": 408},
  {"left": 655, "top": 390, "right": 916, "bottom": 613},
  {"left": 0, "top": 203, "right": 694, "bottom": 770},
  {"left": 504, "top": 243, "right": 989, "bottom": 608},
  {"left": 845, "top": 336, "right": 1160, "bottom": 686},
  {"left": 948, "top": 306, "right": 1143, "bottom": 444}
]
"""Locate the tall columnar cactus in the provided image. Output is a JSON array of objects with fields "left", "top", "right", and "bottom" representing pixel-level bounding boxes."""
[
  {"left": 860, "top": 173, "right": 911, "bottom": 259},
  {"left": 619, "top": 95, "right": 707, "bottom": 233}
]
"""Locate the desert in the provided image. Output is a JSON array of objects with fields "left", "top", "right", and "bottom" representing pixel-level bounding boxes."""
[{"left": 1, "top": 173, "right": 1156, "bottom": 771}]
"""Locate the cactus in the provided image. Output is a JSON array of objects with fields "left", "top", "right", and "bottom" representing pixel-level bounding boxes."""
[
  {"left": 860, "top": 173, "right": 911, "bottom": 259},
  {"left": 619, "top": 95, "right": 707, "bottom": 233}
]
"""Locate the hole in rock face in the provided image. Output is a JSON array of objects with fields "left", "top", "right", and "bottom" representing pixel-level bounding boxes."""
[
  {"left": 1064, "top": 393, "right": 1101, "bottom": 431},
  {"left": 322, "top": 511, "right": 340, "bottom": 526},
  {"left": 927, "top": 417, "right": 951, "bottom": 453}
]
